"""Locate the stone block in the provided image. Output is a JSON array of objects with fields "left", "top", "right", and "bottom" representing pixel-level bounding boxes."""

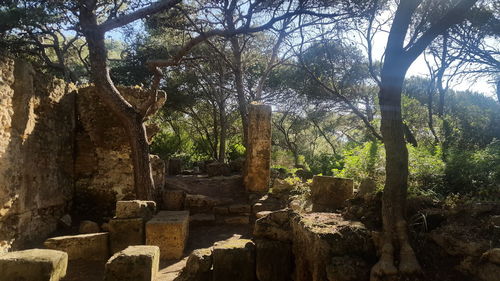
[
  {"left": 254, "top": 210, "right": 293, "bottom": 242},
  {"left": 213, "top": 239, "right": 256, "bottom": 281},
  {"left": 358, "top": 178, "right": 376, "bottom": 197},
  {"left": 229, "top": 204, "right": 251, "bottom": 213},
  {"left": 256, "top": 239, "right": 293, "bottom": 281},
  {"left": 146, "top": 211, "right": 189, "bottom": 260},
  {"left": 104, "top": 245, "right": 160, "bottom": 281},
  {"left": 162, "top": 190, "right": 185, "bottom": 210},
  {"left": 115, "top": 200, "right": 157, "bottom": 220},
  {"left": 207, "top": 162, "right": 231, "bottom": 177},
  {"left": 174, "top": 248, "right": 213, "bottom": 281},
  {"left": 79, "top": 220, "right": 100, "bottom": 234},
  {"left": 213, "top": 206, "right": 229, "bottom": 214},
  {"left": 0, "top": 249, "right": 68, "bottom": 281},
  {"left": 311, "top": 176, "right": 353, "bottom": 211},
  {"left": 109, "top": 218, "right": 145, "bottom": 253},
  {"left": 44, "top": 233, "right": 109, "bottom": 261}
]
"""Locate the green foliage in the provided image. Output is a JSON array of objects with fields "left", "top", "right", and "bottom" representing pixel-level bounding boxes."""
[
  {"left": 308, "top": 153, "right": 343, "bottom": 176},
  {"left": 227, "top": 143, "right": 246, "bottom": 161}
]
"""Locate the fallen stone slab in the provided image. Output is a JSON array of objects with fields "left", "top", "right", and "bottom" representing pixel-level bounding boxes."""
[
  {"left": 213, "top": 239, "right": 256, "bottom": 281},
  {"left": 115, "top": 200, "right": 157, "bottom": 220},
  {"left": 0, "top": 249, "right": 68, "bottom": 281},
  {"left": 146, "top": 211, "right": 189, "bottom": 260},
  {"left": 109, "top": 218, "right": 144, "bottom": 253},
  {"left": 44, "top": 233, "right": 109, "bottom": 261},
  {"left": 104, "top": 245, "right": 160, "bottom": 281}
]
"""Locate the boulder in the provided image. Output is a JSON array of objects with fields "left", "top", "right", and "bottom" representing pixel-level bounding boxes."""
[
  {"left": 109, "top": 218, "right": 145, "bottom": 253},
  {"left": 44, "top": 233, "right": 109, "bottom": 261},
  {"left": 146, "top": 211, "right": 189, "bottom": 260},
  {"left": 0, "top": 249, "right": 68, "bottom": 281},
  {"left": 212, "top": 239, "right": 256, "bottom": 281},
  {"left": 162, "top": 190, "right": 185, "bottom": 211},
  {"left": 104, "top": 245, "right": 160, "bottom": 281},
  {"left": 79, "top": 220, "right": 100, "bottom": 234},
  {"left": 255, "top": 239, "right": 293, "bottom": 281},
  {"left": 311, "top": 176, "right": 353, "bottom": 211},
  {"left": 174, "top": 248, "right": 213, "bottom": 281},
  {"left": 254, "top": 210, "right": 293, "bottom": 242},
  {"left": 115, "top": 200, "right": 157, "bottom": 220},
  {"left": 206, "top": 162, "right": 231, "bottom": 177}
]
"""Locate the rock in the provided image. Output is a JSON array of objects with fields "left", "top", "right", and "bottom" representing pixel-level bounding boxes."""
[
  {"left": 79, "top": 220, "right": 100, "bottom": 234},
  {"left": 482, "top": 248, "right": 500, "bottom": 265},
  {"left": 256, "top": 211, "right": 272, "bottom": 219},
  {"left": 272, "top": 179, "right": 294, "bottom": 193},
  {"left": 491, "top": 215, "right": 500, "bottom": 227},
  {"left": 292, "top": 213, "right": 375, "bottom": 281},
  {"left": 146, "top": 211, "right": 189, "bottom": 260},
  {"left": 59, "top": 214, "right": 72, "bottom": 228},
  {"left": 429, "top": 230, "right": 490, "bottom": 257},
  {"left": 184, "top": 194, "right": 221, "bottom": 213},
  {"left": 44, "top": 233, "right": 109, "bottom": 261},
  {"left": 229, "top": 204, "right": 251, "bottom": 213},
  {"left": 254, "top": 209, "right": 293, "bottom": 242},
  {"left": 109, "top": 218, "right": 145, "bottom": 254},
  {"left": 174, "top": 248, "right": 213, "bottom": 281},
  {"left": 213, "top": 206, "right": 229, "bottom": 214},
  {"left": 190, "top": 213, "right": 216, "bottom": 226},
  {"left": 162, "top": 190, "right": 185, "bottom": 210},
  {"left": 0, "top": 249, "right": 68, "bottom": 281},
  {"left": 311, "top": 176, "right": 353, "bottom": 211},
  {"left": 168, "top": 158, "right": 182, "bottom": 175},
  {"left": 460, "top": 256, "right": 500, "bottom": 281},
  {"left": 252, "top": 202, "right": 281, "bottom": 214},
  {"left": 212, "top": 239, "right": 256, "bottom": 281},
  {"left": 207, "top": 162, "right": 231, "bottom": 177},
  {"left": 244, "top": 104, "right": 272, "bottom": 192},
  {"left": 255, "top": 239, "right": 293, "bottom": 281},
  {"left": 224, "top": 215, "right": 250, "bottom": 225},
  {"left": 115, "top": 200, "right": 157, "bottom": 220},
  {"left": 357, "top": 178, "right": 376, "bottom": 197},
  {"left": 326, "top": 256, "right": 370, "bottom": 281},
  {"left": 104, "top": 246, "right": 160, "bottom": 281}
]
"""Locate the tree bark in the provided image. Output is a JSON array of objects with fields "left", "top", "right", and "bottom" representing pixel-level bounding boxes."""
[
  {"left": 79, "top": 4, "right": 154, "bottom": 200},
  {"left": 230, "top": 37, "right": 249, "bottom": 148},
  {"left": 218, "top": 100, "right": 227, "bottom": 161}
]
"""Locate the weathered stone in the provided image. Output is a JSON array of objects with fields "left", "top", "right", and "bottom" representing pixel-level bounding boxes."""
[
  {"left": 174, "top": 248, "right": 213, "bottom": 281},
  {"left": 115, "top": 200, "right": 156, "bottom": 220},
  {"left": 101, "top": 222, "right": 111, "bottom": 232},
  {"left": 168, "top": 158, "right": 182, "bottom": 175},
  {"left": 292, "top": 213, "right": 375, "bottom": 281},
  {"left": 482, "top": 248, "right": 500, "bottom": 265},
  {"left": 272, "top": 179, "right": 294, "bottom": 193},
  {"left": 162, "top": 190, "right": 185, "bottom": 211},
  {"left": 326, "top": 256, "right": 370, "bottom": 281},
  {"left": 213, "top": 206, "right": 229, "bottom": 214},
  {"left": 429, "top": 230, "right": 490, "bottom": 257},
  {"left": 109, "top": 218, "right": 144, "bottom": 254},
  {"left": 229, "top": 204, "right": 251, "bottom": 213},
  {"left": 244, "top": 104, "right": 272, "bottom": 192},
  {"left": 460, "top": 256, "right": 500, "bottom": 281},
  {"left": 213, "top": 239, "right": 256, "bottom": 281},
  {"left": 491, "top": 215, "right": 500, "bottom": 227},
  {"left": 207, "top": 162, "right": 231, "bottom": 177},
  {"left": 0, "top": 58, "right": 75, "bottom": 252},
  {"left": 184, "top": 194, "right": 222, "bottom": 213},
  {"left": 44, "top": 233, "right": 109, "bottom": 261},
  {"left": 254, "top": 210, "right": 293, "bottom": 241},
  {"left": 0, "top": 249, "right": 68, "bottom": 281},
  {"left": 224, "top": 215, "right": 250, "bottom": 225},
  {"left": 357, "top": 178, "right": 376, "bottom": 197},
  {"left": 59, "top": 214, "right": 72, "bottom": 228},
  {"left": 146, "top": 211, "right": 189, "bottom": 260},
  {"left": 252, "top": 202, "right": 281, "bottom": 214},
  {"left": 79, "top": 220, "right": 100, "bottom": 234},
  {"left": 256, "top": 239, "right": 293, "bottom": 281},
  {"left": 311, "top": 176, "right": 353, "bottom": 211},
  {"left": 190, "top": 213, "right": 216, "bottom": 225},
  {"left": 256, "top": 211, "right": 272, "bottom": 219},
  {"left": 104, "top": 245, "right": 160, "bottom": 281}
]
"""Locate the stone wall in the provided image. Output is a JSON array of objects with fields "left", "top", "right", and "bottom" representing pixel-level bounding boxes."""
[
  {"left": 73, "top": 86, "right": 165, "bottom": 221},
  {"left": 0, "top": 58, "right": 75, "bottom": 253}
]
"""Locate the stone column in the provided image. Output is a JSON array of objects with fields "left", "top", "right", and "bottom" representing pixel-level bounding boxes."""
[{"left": 244, "top": 104, "right": 272, "bottom": 192}]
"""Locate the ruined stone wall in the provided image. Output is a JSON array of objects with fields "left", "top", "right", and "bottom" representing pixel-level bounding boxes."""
[
  {"left": 0, "top": 58, "right": 75, "bottom": 253},
  {"left": 74, "top": 86, "right": 165, "bottom": 220}
]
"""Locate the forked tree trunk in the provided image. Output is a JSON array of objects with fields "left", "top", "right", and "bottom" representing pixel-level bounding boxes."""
[{"left": 80, "top": 7, "right": 154, "bottom": 200}]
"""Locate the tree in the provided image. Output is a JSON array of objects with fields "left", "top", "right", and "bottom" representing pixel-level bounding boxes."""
[{"left": 370, "top": 0, "right": 479, "bottom": 279}]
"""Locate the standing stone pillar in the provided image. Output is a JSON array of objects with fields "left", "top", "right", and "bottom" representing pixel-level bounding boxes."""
[{"left": 244, "top": 104, "right": 272, "bottom": 192}]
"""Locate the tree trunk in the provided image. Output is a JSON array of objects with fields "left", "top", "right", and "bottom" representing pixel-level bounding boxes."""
[
  {"left": 230, "top": 37, "right": 249, "bottom": 149},
  {"left": 80, "top": 6, "right": 154, "bottom": 200},
  {"left": 218, "top": 101, "right": 227, "bottom": 162}
]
